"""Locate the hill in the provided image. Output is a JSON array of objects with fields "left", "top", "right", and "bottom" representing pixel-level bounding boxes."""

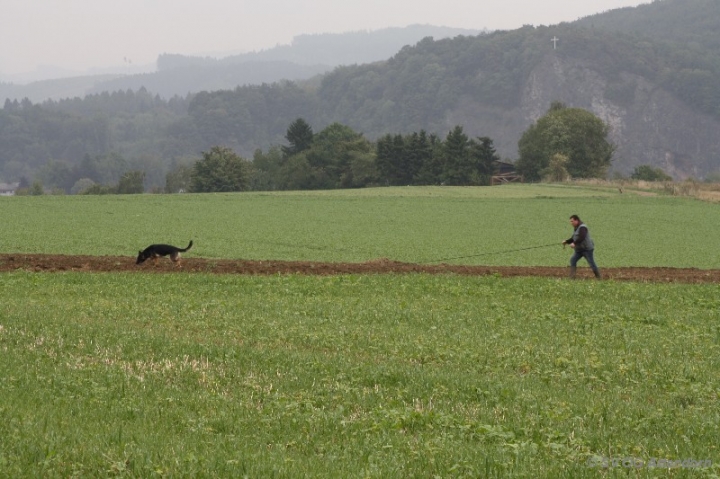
[
  {"left": 0, "top": 25, "right": 479, "bottom": 103},
  {"left": 156, "top": 25, "right": 482, "bottom": 69},
  {"left": 0, "top": 74, "right": 123, "bottom": 104},
  {"left": 575, "top": 0, "right": 720, "bottom": 51},
  {"left": 2, "top": 0, "right": 720, "bottom": 185},
  {"left": 178, "top": 6, "right": 720, "bottom": 178}
]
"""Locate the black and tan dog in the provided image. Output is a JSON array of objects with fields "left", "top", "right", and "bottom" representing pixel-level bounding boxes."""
[{"left": 136, "top": 240, "right": 193, "bottom": 267}]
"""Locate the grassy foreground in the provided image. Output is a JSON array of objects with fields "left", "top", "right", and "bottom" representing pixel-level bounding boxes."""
[
  {"left": 1, "top": 272, "right": 719, "bottom": 477},
  {"left": 1, "top": 184, "right": 719, "bottom": 268}
]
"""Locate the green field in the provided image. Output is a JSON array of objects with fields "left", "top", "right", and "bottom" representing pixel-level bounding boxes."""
[
  {"left": 1, "top": 273, "right": 719, "bottom": 477},
  {"left": 1, "top": 184, "right": 718, "bottom": 268},
  {"left": 1, "top": 185, "right": 719, "bottom": 477}
]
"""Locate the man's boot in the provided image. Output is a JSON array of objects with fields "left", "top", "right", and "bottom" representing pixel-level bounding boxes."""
[
  {"left": 593, "top": 269, "right": 602, "bottom": 280},
  {"left": 569, "top": 266, "right": 576, "bottom": 279}
]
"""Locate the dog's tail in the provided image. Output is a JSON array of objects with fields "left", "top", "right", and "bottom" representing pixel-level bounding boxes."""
[{"left": 179, "top": 240, "right": 193, "bottom": 252}]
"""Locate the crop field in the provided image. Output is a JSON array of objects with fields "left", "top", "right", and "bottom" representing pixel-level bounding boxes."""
[
  {"left": 1, "top": 185, "right": 719, "bottom": 477},
  {"left": 1, "top": 184, "right": 718, "bottom": 268},
  {"left": 2, "top": 273, "right": 719, "bottom": 477}
]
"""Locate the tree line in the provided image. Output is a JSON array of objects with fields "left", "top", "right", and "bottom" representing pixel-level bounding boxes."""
[
  {"left": 170, "top": 103, "right": 614, "bottom": 194},
  {"left": 16, "top": 102, "right": 617, "bottom": 194},
  {"left": 164, "top": 119, "right": 503, "bottom": 194}
]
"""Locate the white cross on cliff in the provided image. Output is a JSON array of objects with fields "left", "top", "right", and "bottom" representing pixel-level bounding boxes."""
[{"left": 551, "top": 36, "right": 559, "bottom": 50}]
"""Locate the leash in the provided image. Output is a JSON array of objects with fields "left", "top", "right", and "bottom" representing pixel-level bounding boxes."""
[
  {"left": 258, "top": 239, "right": 561, "bottom": 265},
  {"left": 420, "top": 243, "right": 560, "bottom": 264}
]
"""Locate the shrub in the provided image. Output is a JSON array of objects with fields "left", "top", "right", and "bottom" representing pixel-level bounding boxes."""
[{"left": 630, "top": 165, "right": 672, "bottom": 181}]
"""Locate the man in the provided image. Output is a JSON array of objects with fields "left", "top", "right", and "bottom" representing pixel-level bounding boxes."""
[{"left": 562, "top": 215, "right": 601, "bottom": 279}]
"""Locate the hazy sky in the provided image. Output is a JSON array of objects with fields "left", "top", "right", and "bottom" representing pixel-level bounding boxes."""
[{"left": 1, "top": 0, "right": 651, "bottom": 78}]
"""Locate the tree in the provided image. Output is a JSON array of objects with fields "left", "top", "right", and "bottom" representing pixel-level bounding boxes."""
[
  {"left": 81, "top": 183, "right": 117, "bottom": 195},
  {"left": 468, "top": 136, "right": 500, "bottom": 185},
  {"left": 165, "top": 164, "right": 193, "bottom": 193},
  {"left": 282, "top": 118, "right": 314, "bottom": 159},
  {"left": 279, "top": 153, "right": 318, "bottom": 190},
  {"left": 405, "top": 131, "right": 432, "bottom": 184},
  {"left": 630, "top": 164, "right": 672, "bottom": 181},
  {"left": 385, "top": 134, "right": 413, "bottom": 185},
  {"left": 73, "top": 155, "right": 100, "bottom": 184},
  {"left": 15, "top": 180, "right": 44, "bottom": 196},
  {"left": 303, "top": 123, "right": 373, "bottom": 189},
  {"left": 374, "top": 133, "right": 408, "bottom": 185},
  {"left": 374, "top": 134, "right": 398, "bottom": 185},
  {"left": 541, "top": 153, "right": 571, "bottom": 182},
  {"left": 191, "top": 146, "right": 250, "bottom": 192},
  {"left": 71, "top": 178, "right": 96, "bottom": 195},
  {"left": 346, "top": 150, "right": 379, "bottom": 187},
  {"left": 414, "top": 133, "right": 443, "bottom": 185},
  {"left": 516, "top": 104, "right": 615, "bottom": 181},
  {"left": 30, "top": 181, "right": 44, "bottom": 196},
  {"left": 117, "top": 170, "right": 145, "bottom": 194},
  {"left": 38, "top": 160, "right": 74, "bottom": 193},
  {"left": 441, "top": 126, "right": 471, "bottom": 185},
  {"left": 251, "top": 147, "right": 284, "bottom": 191}
]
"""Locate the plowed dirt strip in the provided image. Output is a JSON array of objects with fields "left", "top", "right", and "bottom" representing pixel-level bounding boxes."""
[{"left": 1, "top": 254, "right": 720, "bottom": 283}]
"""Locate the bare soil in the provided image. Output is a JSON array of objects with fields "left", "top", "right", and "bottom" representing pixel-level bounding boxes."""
[{"left": 1, "top": 254, "right": 719, "bottom": 283}]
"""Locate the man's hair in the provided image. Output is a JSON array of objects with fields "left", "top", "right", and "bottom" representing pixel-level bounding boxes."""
[{"left": 569, "top": 214, "right": 581, "bottom": 222}]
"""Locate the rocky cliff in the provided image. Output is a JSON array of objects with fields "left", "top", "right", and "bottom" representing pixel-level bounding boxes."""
[{"left": 449, "top": 53, "right": 720, "bottom": 179}]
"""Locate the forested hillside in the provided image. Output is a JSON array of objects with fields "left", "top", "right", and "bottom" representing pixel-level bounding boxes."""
[
  {"left": 0, "top": 25, "right": 477, "bottom": 103},
  {"left": 576, "top": 0, "right": 720, "bottom": 51},
  {"left": 93, "top": 25, "right": 479, "bottom": 99},
  {"left": 2, "top": 0, "right": 719, "bottom": 189},
  {"left": 156, "top": 14, "right": 720, "bottom": 176}
]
